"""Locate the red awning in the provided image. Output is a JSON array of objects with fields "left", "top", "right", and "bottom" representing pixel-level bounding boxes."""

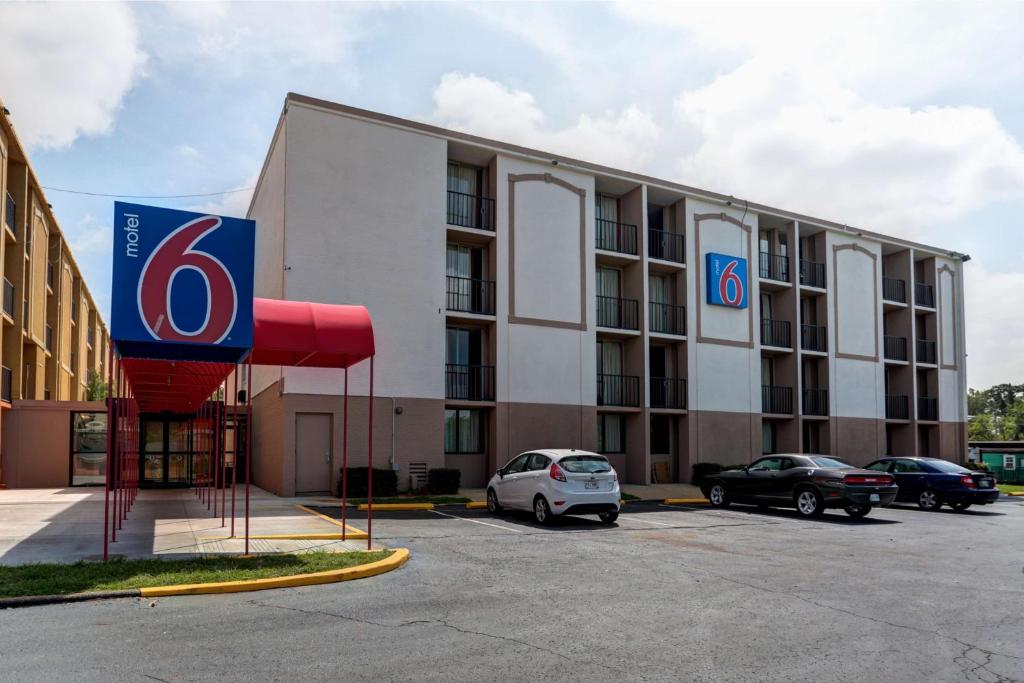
[
  {"left": 119, "top": 298, "right": 374, "bottom": 414},
  {"left": 248, "top": 297, "right": 375, "bottom": 369}
]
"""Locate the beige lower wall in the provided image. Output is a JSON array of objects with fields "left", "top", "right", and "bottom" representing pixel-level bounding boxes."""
[{"left": 1, "top": 400, "right": 106, "bottom": 487}]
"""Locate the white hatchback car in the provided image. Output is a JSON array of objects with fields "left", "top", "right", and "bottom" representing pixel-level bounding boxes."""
[{"left": 486, "top": 449, "right": 621, "bottom": 525}]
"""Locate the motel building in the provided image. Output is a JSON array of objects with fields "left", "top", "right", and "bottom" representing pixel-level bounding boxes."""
[{"left": 242, "top": 93, "right": 969, "bottom": 494}]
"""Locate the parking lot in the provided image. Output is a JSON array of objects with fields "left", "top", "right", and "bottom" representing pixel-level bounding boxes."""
[{"left": 2, "top": 496, "right": 1023, "bottom": 682}]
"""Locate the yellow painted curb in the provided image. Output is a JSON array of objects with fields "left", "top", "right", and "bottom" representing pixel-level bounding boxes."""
[
  {"left": 1008, "top": 492, "right": 1024, "bottom": 497},
  {"left": 663, "top": 498, "right": 710, "bottom": 505},
  {"left": 294, "top": 504, "right": 368, "bottom": 537},
  {"left": 356, "top": 503, "right": 434, "bottom": 511},
  {"left": 465, "top": 501, "right": 488, "bottom": 509},
  {"left": 139, "top": 548, "right": 409, "bottom": 597}
]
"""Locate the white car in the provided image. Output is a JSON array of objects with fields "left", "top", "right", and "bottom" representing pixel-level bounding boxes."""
[{"left": 486, "top": 449, "right": 621, "bottom": 525}]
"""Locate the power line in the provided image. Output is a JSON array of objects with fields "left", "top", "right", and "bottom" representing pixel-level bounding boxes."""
[{"left": 40, "top": 185, "right": 254, "bottom": 199}]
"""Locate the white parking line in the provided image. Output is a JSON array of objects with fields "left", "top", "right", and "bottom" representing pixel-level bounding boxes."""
[
  {"left": 429, "top": 509, "right": 524, "bottom": 533},
  {"left": 617, "top": 515, "right": 678, "bottom": 527}
]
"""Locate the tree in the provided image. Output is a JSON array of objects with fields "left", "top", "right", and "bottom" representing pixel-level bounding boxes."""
[
  {"left": 968, "top": 384, "right": 1024, "bottom": 441},
  {"left": 86, "top": 370, "right": 107, "bottom": 401}
]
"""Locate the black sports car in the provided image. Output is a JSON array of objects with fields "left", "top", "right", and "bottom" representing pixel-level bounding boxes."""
[
  {"left": 864, "top": 457, "right": 1000, "bottom": 511},
  {"left": 700, "top": 454, "right": 898, "bottom": 518}
]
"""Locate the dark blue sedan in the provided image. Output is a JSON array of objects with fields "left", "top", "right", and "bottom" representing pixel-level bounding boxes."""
[{"left": 864, "top": 457, "right": 1000, "bottom": 512}]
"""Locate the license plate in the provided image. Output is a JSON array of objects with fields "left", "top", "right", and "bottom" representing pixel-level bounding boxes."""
[
  {"left": 585, "top": 480, "right": 599, "bottom": 490},
  {"left": 869, "top": 494, "right": 880, "bottom": 503},
  {"left": 979, "top": 479, "right": 991, "bottom": 488}
]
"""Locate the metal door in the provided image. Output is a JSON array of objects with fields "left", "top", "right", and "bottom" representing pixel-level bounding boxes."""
[{"left": 295, "top": 413, "right": 333, "bottom": 495}]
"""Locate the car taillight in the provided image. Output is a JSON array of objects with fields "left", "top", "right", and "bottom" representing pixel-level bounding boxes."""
[
  {"left": 844, "top": 474, "right": 893, "bottom": 485},
  {"left": 550, "top": 463, "right": 567, "bottom": 482},
  {"left": 960, "top": 475, "right": 975, "bottom": 488}
]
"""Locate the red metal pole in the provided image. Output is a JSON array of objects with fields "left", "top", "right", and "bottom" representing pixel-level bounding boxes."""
[
  {"left": 367, "top": 356, "right": 374, "bottom": 551},
  {"left": 244, "top": 359, "right": 252, "bottom": 555},
  {"left": 112, "top": 369, "right": 120, "bottom": 540},
  {"left": 102, "top": 342, "right": 113, "bottom": 561},
  {"left": 208, "top": 400, "right": 213, "bottom": 512},
  {"left": 220, "top": 395, "right": 226, "bottom": 527},
  {"left": 213, "top": 396, "right": 219, "bottom": 519},
  {"left": 119, "top": 368, "right": 126, "bottom": 526},
  {"left": 230, "top": 366, "right": 238, "bottom": 537},
  {"left": 341, "top": 367, "right": 348, "bottom": 541}
]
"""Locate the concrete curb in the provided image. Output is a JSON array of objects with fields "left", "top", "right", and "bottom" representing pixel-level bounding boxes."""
[
  {"left": 663, "top": 498, "right": 711, "bottom": 505},
  {"left": 1007, "top": 492, "right": 1024, "bottom": 497},
  {"left": 0, "top": 548, "right": 410, "bottom": 608},
  {"left": 356, "top": 503, "right": 434, "bottom": 511}
]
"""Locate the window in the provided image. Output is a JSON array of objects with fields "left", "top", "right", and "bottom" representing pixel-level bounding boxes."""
[
  {"left": 71, "top": 412, "right": 107, "bottom": 486},
  {"left": 597, "top": 414, "right": 624, "bottom": 453},
  {"left": 447, "top": 161, "right": 480, "bottom": 196},
  {"left": 751, "top": 457, "right": 782, "bottom": 471},
  {"left": 866, "top": 461, "right": 891, "bottom": 472},
  {"left": 526, "top": 453, "right": 551, "bottom": 471},
  {"left": 4, "top": 192, "right": 15, "bottom": 232},
  {"left": 45, "top": 324, "right": 53, "bottom": 352},
  {"left": 1005, "top": 455, "right": 1017, "bottom": 470},
  {"left": 760, "top": 293, "right": 773, "bottom": 320},
  {"left": 922, "top": 459, "right": 969, "bottom": 474},
  {"left": 503, "top": 453, "right": 530, "bottom": 474},
  {"left": 596, "top": 267, "right": 621, "bottom": 298},
  {"left": 46, "top": 262, "right": 54, "bottom": 289},
  {"left": 560, "top": 455, "right": 611, "bottom": 473},
  {"left": 444, "top": 409, "right": 483, "bottom": 454},
  {"left": 446, "top": 327, "right": 481, "bottom": 366},
  {"left": 651, "top": 415, "right": 671, "bottom": 454},
  {"left": 808, "top": 457, "right": 854, "bottom": 468},
  {"left": 761, "top": 421, "right": 776, "bottom": 454},
  {"left": 892, "top": 459, "right": 923, "bottom": 473},
  {"left": 595, "top": 193, "right": 619, "bottom": 223}
]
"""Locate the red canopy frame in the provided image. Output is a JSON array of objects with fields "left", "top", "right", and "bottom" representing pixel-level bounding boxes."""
[{"left": 104, "top": 298, "right": 377, "bottom": 559}]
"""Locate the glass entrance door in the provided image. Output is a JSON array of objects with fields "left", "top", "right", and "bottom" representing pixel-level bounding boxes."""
[{"left": 141, "top": 416, "right": 195, "bottom": 487}]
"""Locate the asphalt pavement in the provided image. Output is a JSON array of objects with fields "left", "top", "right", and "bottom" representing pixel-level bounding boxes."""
[{"left": 2, "top": 497, "right": 1023, "bottom": 682}]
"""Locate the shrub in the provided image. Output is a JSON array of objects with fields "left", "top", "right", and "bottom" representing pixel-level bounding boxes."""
[
  {"left": 427, "top": 468, "right": 462, "bottom": 494},
  {"left": 338, "top": 467, "right": 398, "bottom": 498},
  {"left": 692, "top": 462, "right": 722, "bottom": 486},
  {"left": 722, "top": 463, "right": 749, "bottom": 471},
  {"left": 965, "top": 461, "right": 990, "bottom": 472}
]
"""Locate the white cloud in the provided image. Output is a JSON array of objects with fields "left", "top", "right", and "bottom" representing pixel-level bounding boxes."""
[
  {"left": 66, "top": 213, "right": 110, "bottom": 257},
  {"left": 0, "top": 3, "right": 146, "bottom": 149},
  {"left": 965, "top": 265, "right": 1024, "bottom": 388},
  {"left": 187, "top": 174, "right": 258, "bottom": 219},
  {"left": 431, "top": 73, "right": 661, "bottom": 171},
  {"left": 175, "top": 144, "right": 201, "bottom": 160}
]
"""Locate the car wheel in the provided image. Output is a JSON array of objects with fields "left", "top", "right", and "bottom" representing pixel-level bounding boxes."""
[
  {"left": 708, "top": 483, "right": 730, "bottom": 508},
  {"left": 533, "top": 496, "right": 552, "bottom": 525},
  {"left": 918, "top": 489, "right": 943, "bottom": 511},
  {"left": 598, "top": 510, "right": 619, "bottom": 525},
  {"left": 486, "top": 488, "right": 501, "bottom": 514},
  {"left": 950, "top": 501, "right": 971, "bottom": 512},
  {"left": 795, "top": 488, "right": 825, "bottom": 518},
  {"left": 844, "top": 504, "right": 871, "bottom": 519}
]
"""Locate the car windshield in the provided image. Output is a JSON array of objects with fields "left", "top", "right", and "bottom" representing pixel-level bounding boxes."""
[
  {"left": 808, "top": 457, "right": 855, "bottom": 469},
  {"left": 924, "top": 459, "right": 971, "bottom": 474},
  {"left": 559, "top": 455, "right": 611, "bottom": 473}
]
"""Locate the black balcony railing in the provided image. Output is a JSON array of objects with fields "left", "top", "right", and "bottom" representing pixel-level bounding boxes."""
[
  {"left": 886, "top": 394, "right": 910, "bottom": 420},
  {"left": 918, "top": 396, "right": 938, "bottom": 421},
  {"left": 595, "top": 218, "right": 638, "bottom": 255},
  {"left": 648, "top": 229, "right": 684, "bottom": 264},
  {"left": 446, "top": 276, "right": 496, "bottom": 315},
  {"left": 650, "top": 377, "right": 687, "bottom": 409},
  {"left": 761, "top": 318, "right": 792, "bottom": 348},
  {"left": 915, "top": 282, "right": 935, "bottom": 308},
  {"left": 799, "top": 259, "right": 826, "bottom": 288},
  {"left": 2, "top": 278, "right": 13, "bottom": 318},
  {"left": 883, "top": 276, "right": 907, "bottom": 303},
  {"left": 597, "top": 374, "right": 640, "bottom": 407},
  {"left": 884, "top": 335, "right": 908, "bottom": 361},
  {"left": 800, "top": 324, "right": 827, "bottom": 352},
  {"left": 1, "top": 366, "right": 11, "bottom": 403},
  {"left": 649, "top": 301, "right": 686, "bottom": 336},
  {"left": 4, "top": 192, "right": 15, "bottom": 233},
  {"left": 802, "top": 388, "right": 829, "bottom": 416},
  {"left": 762, "top": 385, "right": 793, "bottom": 414},
  {"left": 445, "top": 364, "right": 495, "bottom": 401},
  {"left": 916, "top": 338, "right": 937, "bottom": 364},
  {"left": 87, "top": 326, "right": 95, "bottom": 347},
  {"left": 446, "top": 190, "right": 495, "bottom": 231},
  {"left": 759, "top": 252, "right": 790, "bottom": 282},
  {"left": 597, "top": 295, "right": 639, "bottom": 330}
]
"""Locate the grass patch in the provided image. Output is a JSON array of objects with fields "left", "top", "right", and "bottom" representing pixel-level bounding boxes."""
[
  {"left": 997, "top": 483, "right": 1024, "bottom": 494},
  {"left": 620, "top": 492, "right": 641, "bottom": 501},
  {"left": 0, "top": 550, "right": 391, "bottom": 598},
  {"left": 344, "top": 496, "right": 471, "bottom": 505}
]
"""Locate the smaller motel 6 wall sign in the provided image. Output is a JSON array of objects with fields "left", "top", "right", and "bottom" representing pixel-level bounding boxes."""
[{"left": 705, "top": 252, "right": 748, "bottom": 309}]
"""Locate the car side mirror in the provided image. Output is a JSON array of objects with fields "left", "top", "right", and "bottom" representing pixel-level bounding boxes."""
[{"left": 497, "top": 468, "right": 504, "bottom": 479}]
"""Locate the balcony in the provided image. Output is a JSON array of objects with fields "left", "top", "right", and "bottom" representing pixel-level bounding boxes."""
[
  {"left": 886, "top": 394, "right": 909, "bottom": 420},
  {"left": 446, "top": 190, "right": 495, "bottom": 231},
  {"left": 87, "top": 327, "right": 95, "bottom": 347},
  {"left": 595, "top": 219, "right": 638, "bottom": 255},
  {"left": 762, "top": 385, "right": 793, "bottom": 414},
  {"left": 648, "top": 229, "right": 684, "bottom": 264},
  {"left": 46, "top": 263, "right": 54, "bottom": 289},
  {"left": 2, "top": 278, "right": 13, "bottom": 318},
  {"left": 597, "top": 296, "right": 639, "bottom": 330},
  {"left": 884, "top": 335, "right": 908, "bottom": 362},
  {"left": 649, "top": 302, "right": 686, "bottom": 336},
  {"left": 918, "top": 396, "right": 938, "bottom": 421},
  {"left": 916, "top": 338, "right": 936, "bottom": 364},
  {"left": 761, "top": 318, "right": 792, "bottom": 348},
  {"left": 597, "top": 374, "right": 640, "bottom": 407},
  {"left": 445, "top": 364, "right": 495, "bottom": 401},
  {"left": 1, "top": 366, "right": 11, "bottom": 403},
  {"left": 915, "top": 282, "right": 935, "bottom": 308},
  {"left": 799, "top": 259, "right": 826, "bottom": 288},
  {"left": 882, "top": 276, "right": 907, "bottom": 304},
  {"left": 446, "top": 276, "right": 496, "bottom": 316},
  {"left": 800, "top": 324, "right": 827, "bottom": 352},
  {"left": 802, "top": 388, "right": 829, "bottom": 416},
  {"left": 650, "top": 377, "right": 687, "bottom": 410},
  {"left": 759, "top": 252, "right": 790, "bottom": 282},
  {"left": 4, "top": 192, "right": 15, "bottom": 233},
  {"left": 45, "top": 324, "right": 53, "bottom": 353}
]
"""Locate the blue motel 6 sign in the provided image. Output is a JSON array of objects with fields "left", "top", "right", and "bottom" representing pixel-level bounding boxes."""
[
  {"left": 111, "top": 202, "right": 255, "bottom": 362},
  {"left": 706, "top": 252, "right": 748, "bottom": 309}
]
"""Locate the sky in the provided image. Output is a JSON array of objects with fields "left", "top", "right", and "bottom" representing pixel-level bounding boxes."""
[{"left": 1, "top": 1, "right": 1022, "bottom": 390}]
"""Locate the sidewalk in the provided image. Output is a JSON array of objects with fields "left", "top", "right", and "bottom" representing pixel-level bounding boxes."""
[{"left": 0, "top": 487, "right": 375, "bottom": 566}]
